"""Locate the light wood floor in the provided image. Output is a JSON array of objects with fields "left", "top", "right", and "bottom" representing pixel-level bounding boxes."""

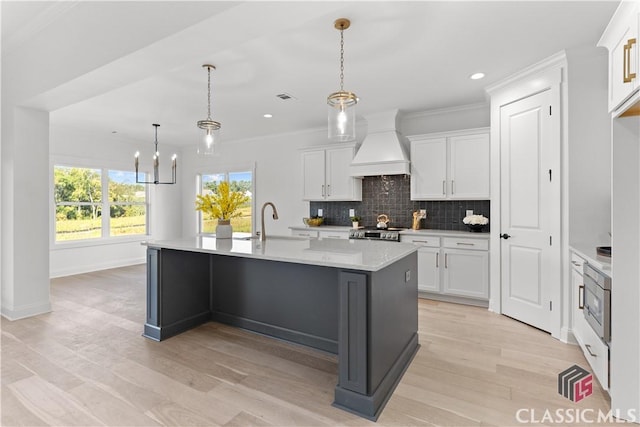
[{"left": 1, "top": 264, "right": 614, "bottom": 426}]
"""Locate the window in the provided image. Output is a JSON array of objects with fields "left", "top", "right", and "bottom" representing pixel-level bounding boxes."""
[
  {"left": 54, "top": 165, "right": 148, "bottom": 242},
  {"left": 199, "top": 170, "right": 253, "bottom": 234},
  {"left": 108, "top": 170, "right": 147, "bottom": 237}
]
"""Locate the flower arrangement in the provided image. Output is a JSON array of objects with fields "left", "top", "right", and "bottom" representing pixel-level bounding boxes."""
[
  {"left": 463, "top": 214, "right": 489, "bottom": 225},
  {"left": 195, "top": 181, "right": 250, "bottom": 220}
]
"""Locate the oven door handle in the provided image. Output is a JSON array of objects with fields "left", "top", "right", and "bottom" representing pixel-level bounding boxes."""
[{"left": 578, "top": 285, "right": 585, "bottom": 310}]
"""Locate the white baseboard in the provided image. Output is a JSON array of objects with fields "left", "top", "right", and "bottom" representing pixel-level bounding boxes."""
[
  {"left": 50, "top": 257, "right": 146, "bottom": 278},
  {"left": 1, "top": 301, "right": 52, "bottom": 320}
]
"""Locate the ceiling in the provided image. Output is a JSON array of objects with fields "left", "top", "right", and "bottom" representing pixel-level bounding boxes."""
[{"left": 2, "top": 1, "right": 618, "bottom": 148}]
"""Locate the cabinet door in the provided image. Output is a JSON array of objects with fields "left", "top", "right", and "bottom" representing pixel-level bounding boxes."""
[
  {"left": 411, "top": 138, "right": 447, "bottom": 200},
  {"left": 610, "top": 20, "right": 638, "bottom": 111},
  {"left": 417, "top": 247, "right": 440, "bottom": 292},
  {"left": 449, "top": 133, "right": 490, "bottom": 199},
  {"left": 302, "top": 150, "right": 326, "bottom": 200},
  {"left": 326, "top": 146, "right": 361, "bottom": 201},
  {"left": 442, "top": 249, "right": 489, "bottom": 299}
]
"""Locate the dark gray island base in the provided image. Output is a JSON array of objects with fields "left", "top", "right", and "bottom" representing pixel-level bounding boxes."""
[{"left": 143, "top": 238, "right": 418, "bottom": 420}]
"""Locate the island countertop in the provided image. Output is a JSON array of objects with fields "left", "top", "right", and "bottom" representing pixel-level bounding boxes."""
[{"left": 143, "top": 236, "right": 417, "bottom": 272}]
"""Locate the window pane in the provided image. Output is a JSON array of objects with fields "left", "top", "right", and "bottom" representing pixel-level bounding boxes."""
[
  {"left": 200, "top": 174, "right": 225, "bottom": 233},
  {"left": 108, "top": 170, "right": 146, "bottom": 202},
  {"left": 109, "top": 170, "right": 147, "bottom": 236},
  {"left": 229, "top": 171, "right": 252, "bottom": 233},
  {"left": 55, "top": 205, "right": 102, "bottom": 241},
  {"left": 110, "top": 205, "right": 146, "bottom": 237},
  {"left": 54, "top": 166, "right": 102, "bottom": 203}
]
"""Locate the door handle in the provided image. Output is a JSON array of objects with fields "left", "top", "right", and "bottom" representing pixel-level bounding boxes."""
[{"left": 500, "top": 233, "right": 511, "bottom": 240}]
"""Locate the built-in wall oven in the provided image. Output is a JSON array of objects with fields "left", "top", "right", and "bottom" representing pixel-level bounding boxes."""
[{"left": 582, "top": 263, "right": 611, "bottom": 343}]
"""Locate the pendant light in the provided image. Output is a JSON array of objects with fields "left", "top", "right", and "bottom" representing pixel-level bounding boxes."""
[
  {"left": 134, "top": 124, "right": 177, "bottom": 185},
  {"left": 197, "top": 64, "right": 221, "bottom": 156},
  {"left": 327, "top": 18, "right": 358, "bottom": 142}
]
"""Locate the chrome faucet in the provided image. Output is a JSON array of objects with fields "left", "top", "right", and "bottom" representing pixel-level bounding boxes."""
[{"left": 260, "top": 202, "right": 279, "bottom": 241}]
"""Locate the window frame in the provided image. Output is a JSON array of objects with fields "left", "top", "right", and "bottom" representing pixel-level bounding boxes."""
[{"left": 51, "top": 156, "right": 150, "bottom": 249}]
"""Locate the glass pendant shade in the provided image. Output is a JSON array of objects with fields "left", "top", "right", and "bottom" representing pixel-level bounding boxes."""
[
  {"left": 328, "top": 93, "right": 356, "bottom": 141},
  {"left": 196, "top": 126, "right": 220, "bottom": 156}
]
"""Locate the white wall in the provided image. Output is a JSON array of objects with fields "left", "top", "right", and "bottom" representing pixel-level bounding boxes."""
[
  {"left": 566, "top": 47, "right": 611, "bottom": 246},
  {"left": 49, "top": 126, "right": 182, "bottom": 278}
]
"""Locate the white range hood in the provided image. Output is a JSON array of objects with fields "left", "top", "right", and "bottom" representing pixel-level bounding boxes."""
[{"left": 349, "top": 109, "right": 410, "bottom": 177}]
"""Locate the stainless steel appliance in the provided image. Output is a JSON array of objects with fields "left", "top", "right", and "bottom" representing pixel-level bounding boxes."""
[
  {"left": 349, "top": 227, "right": 403, "bottom": 242},
  {"left": 582, "top": 263, "right": 611, "bottom": 343}
]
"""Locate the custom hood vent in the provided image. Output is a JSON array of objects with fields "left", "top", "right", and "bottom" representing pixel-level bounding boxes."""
[{"left": 349, "top": 109, "right": 410, "bottom": 177}]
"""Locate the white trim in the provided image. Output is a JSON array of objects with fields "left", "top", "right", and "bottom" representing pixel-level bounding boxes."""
[
  {"left": 49, "top": 258, "right": 145, "bottom": 279},
  {"left": 485, "top": 50, "right": 567, "bottom": 96},
  {"left": 1, "top": 301, "right": 52, "bottom": 321},
  {"left": 402, "top": 102, "right": 490, "bottom": 120},
  {"left": 406, "top": 127, "right": 490, "bottom": 141}
]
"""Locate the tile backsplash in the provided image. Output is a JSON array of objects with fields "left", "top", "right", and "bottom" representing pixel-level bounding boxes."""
[{"left": 310, "top": 175, "right": 490, "bottom": 231}]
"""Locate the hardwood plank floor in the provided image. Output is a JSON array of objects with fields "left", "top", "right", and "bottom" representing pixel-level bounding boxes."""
[{"left": 1, "top": 264, "right": 615, "bottom": 426}]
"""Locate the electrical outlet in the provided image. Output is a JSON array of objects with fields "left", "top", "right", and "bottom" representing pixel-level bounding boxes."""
[
  {"left": 405, "top": 270, "right": 411, "bottom": 282},
  {"left": 466, "top": 210, "right": 473, "bottom": 217},
  {"left": 349, "top": 208, "right": 355, "bottom": 217},
  {"left": 317, "top": 209, "right": 323, "bottom": 217}
]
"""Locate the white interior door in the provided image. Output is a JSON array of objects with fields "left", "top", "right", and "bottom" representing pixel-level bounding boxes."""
[{"left": 500, "top": 89, "right": 560, "bottom": 333}]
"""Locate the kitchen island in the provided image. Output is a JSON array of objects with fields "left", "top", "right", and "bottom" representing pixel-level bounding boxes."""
[{"left": 142, "top": 236, "right": 419, "bottom": 420}]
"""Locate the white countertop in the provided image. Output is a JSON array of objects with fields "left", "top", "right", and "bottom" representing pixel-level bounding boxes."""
[
  {"left": 570, "top": 241, "right": 612, "bottom": 275},
  {"left": 143, "top": 235, "right": 417, "bottom": 272}
]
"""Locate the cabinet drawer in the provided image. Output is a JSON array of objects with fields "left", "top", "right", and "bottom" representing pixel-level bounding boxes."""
[
  {"left": 570, "top": 252, "right": 585, "bottom": 273},
  {"left": 443, "top": 237, "right": 488, "bottom": 251},
  {"left": 576, "top": 317, "right": 609, "bottom": 390},
  {"left": 292, "top": 229, "right": 319, "bottom": 238},
  {"left": 401, "top": 235, "right": 440, "bottom": 247},
  {"left": 319, "top": 231, "right": 348, "bottom": 240}
]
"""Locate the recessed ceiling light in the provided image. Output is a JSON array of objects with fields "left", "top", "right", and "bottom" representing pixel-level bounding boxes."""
[
  {"left": 470, "top": 72, "right": 485, "bottom": 80},
  {"left": 263, "top": 113, "right": 273, "bottom": 118}
]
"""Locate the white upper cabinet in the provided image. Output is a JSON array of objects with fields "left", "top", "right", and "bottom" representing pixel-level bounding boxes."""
[
  {"left": 302, "top": 145, "right": 362, "bottom": 201},
  {"left": 598, "top": 0, "right": 639, "bottom": 113},
  {"left": 409, "top": 128, "right": 490, "bottom": 200}
]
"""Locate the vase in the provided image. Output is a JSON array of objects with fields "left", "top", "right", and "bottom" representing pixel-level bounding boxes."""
[
  {"left": 216, "top": 220, "right": 232, "bottom": 239},
  {"left": 352, "top": 221, "right": 359, "bottom": 228}
]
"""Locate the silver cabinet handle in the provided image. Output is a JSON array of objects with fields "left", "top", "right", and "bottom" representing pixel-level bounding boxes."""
[
  {"left": 578, "top": 285, "right": 584, "bottom": 310},
  {"left": 442, "top": 180, "right": 446, "bottom": 195},
  {"left": 444, "top": 253, "right": 448, "bottom": 268},
  {"left": 321, "top": 185, "right": 325, "bottom": 197},
  {"left": 414, "top": 240, "right": 430, "bottom": 244},
  {"left": 451, "top": 180, "right": 455, "bottom": 194},
  {"left": 456, "top": 242, "right": 475, "bottom": 246},
  {"left": 436, "top": 252, "right": 439, "bottom": 268},
  {"left": 571, "top": 261, "right": 581, "bottom": 267},
  {"left": 585, "top": 344, "right": 597, "bottom": 357},
  {"left": 327, "top": 184, "right": 331, "bottom": 196}
]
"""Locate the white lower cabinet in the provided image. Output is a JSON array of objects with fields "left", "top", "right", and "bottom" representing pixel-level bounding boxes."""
[
  {"left": 291, "top": 229, "right": 319, "bottom": 238},
  {"left": 570, "top": 251, "right": 609, "bottom": 390},
  {"left": 401, "top": 233, "right": 489, "bottom": 304}
]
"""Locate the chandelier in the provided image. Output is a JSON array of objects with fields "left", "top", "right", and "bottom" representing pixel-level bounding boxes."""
[
  {"left": 327, "top": 18, "right": 358, "bottom": 142},
  {"left": 197, "top": 64, "right": 221, "bottom": 156},
  {"left": 134, "top": 124, "right": 177, "bottom": 185}
]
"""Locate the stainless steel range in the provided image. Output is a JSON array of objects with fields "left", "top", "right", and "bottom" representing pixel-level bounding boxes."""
[{"left": 349, "top": 227, "right": 404, "bottom": 242}]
